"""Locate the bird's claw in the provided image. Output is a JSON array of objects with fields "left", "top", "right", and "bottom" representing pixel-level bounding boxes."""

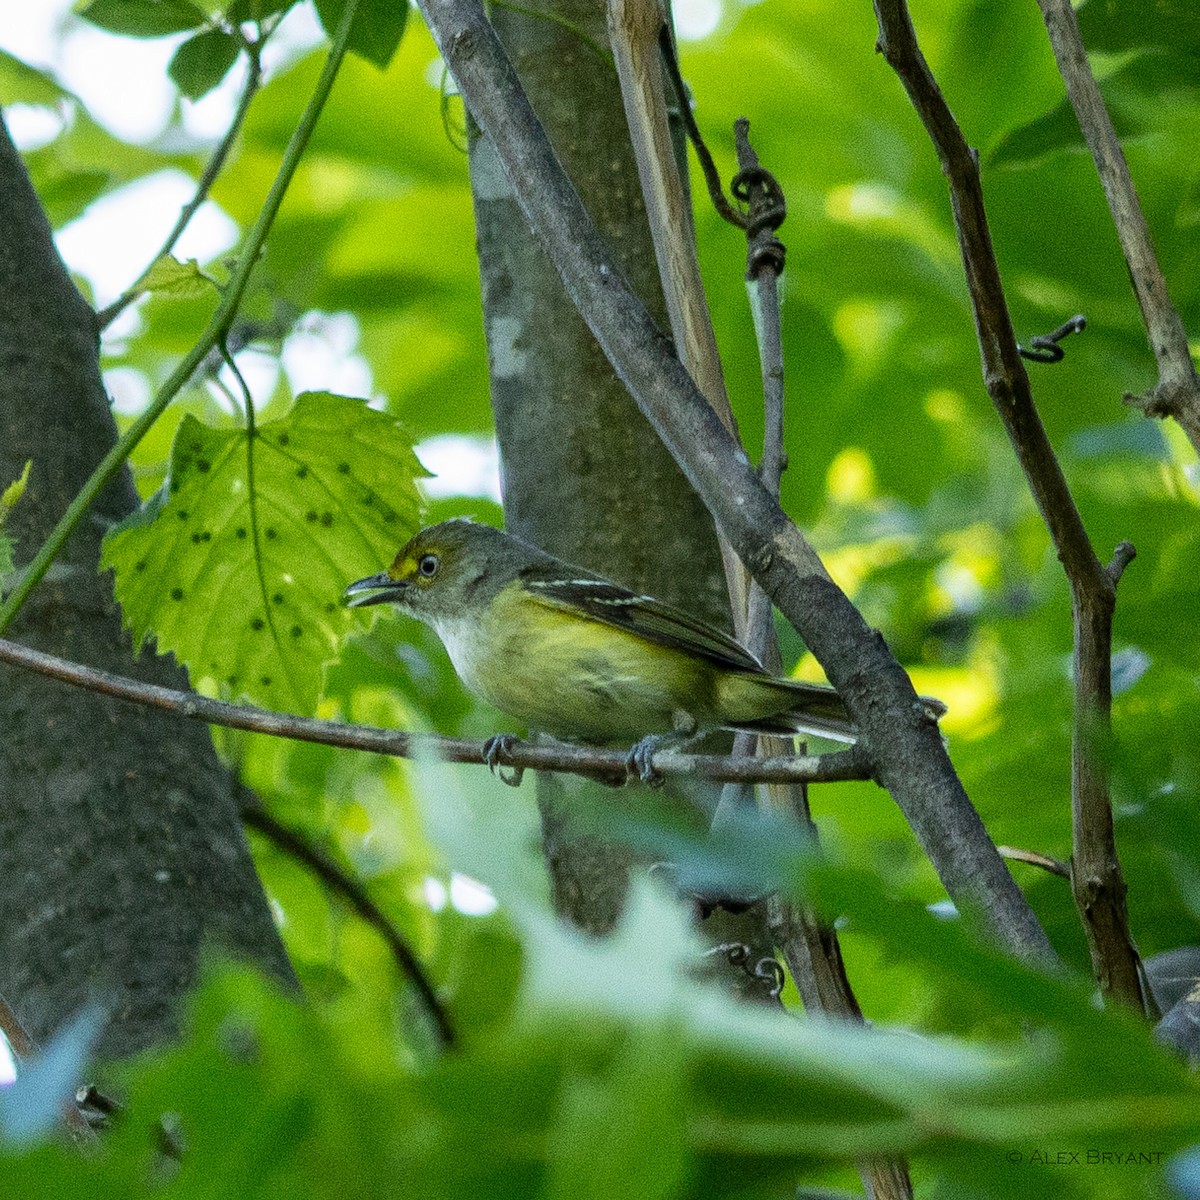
[
  {"left": 482, "top": 733, "right": 524, "bottom": 787},
  {"left": 626, "top": 736, "right": 665, "bottom": 787}
]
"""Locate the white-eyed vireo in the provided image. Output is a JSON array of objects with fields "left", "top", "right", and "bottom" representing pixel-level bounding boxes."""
[{"left": 345, "top": 519, "right": 942, "bottom": 779}]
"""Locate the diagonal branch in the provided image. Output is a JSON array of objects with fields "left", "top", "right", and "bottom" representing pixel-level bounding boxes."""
[
  {"left": 419, "top": 0, "right": 1055, "bottom": 965},
  {"left": 97, "top": 35, "right": 264, "bottom": 331},
  {"left": 1034, "top": 0, "right": 1200, "bottom": 455},
  {"left": 239, "top": 799, "right": 454, "bottom": 1048},
  {"left": 872, "top": 0, "right": 1148, "bottom": 1011},
  {"left": 0, "top": 0, "right": 362, "bottom": 638}
]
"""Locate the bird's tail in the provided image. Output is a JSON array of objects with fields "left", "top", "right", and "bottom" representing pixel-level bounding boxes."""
[{"left": 718, "top": 674, "right": 946, "bottom": 745}]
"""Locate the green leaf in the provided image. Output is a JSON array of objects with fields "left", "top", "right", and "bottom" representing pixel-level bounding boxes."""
[
  {"left": 76, "top": 0, "right": 209, "bottom": 38},
  {"left": 545, "top": 1023, "right": 688, "bottom": 1200},
  {"left": 102, "top": 392, "right": 426, "bottom": 713},
  {"left": 169, "top": 27, "right": 243, "bottom": 99},
  {"left": 140, "top": 254, "right": 220, "bottom": 299},
  {"left": 312, "top": 0, "right": 408, "bottom": 70},
  {"left": 987, "top": 86, "right": 1143, "bottom": 169},
  {"left": 0, "top": 461, "right": 31, "bottom": 524},
  {"left": 1078, "top": 0, "right": 1200, "bottom": 59},
  {"left": 226, "top": 0, "right": 298, "bottom": 24},
  {"left": 0, "top": 50, "right": 71, "bottom": 107},
  {"left": 0, "top": 463, "right": 30, "bottom": 583}
]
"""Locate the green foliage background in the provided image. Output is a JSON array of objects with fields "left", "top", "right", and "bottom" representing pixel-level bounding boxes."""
[{"left": 4, "top": 0, "right": 1200, "bottom": 1195}]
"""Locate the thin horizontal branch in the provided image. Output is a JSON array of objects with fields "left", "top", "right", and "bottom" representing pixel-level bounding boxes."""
[{"left": 0, "top": 638, "right": 872, "bottom": 787}]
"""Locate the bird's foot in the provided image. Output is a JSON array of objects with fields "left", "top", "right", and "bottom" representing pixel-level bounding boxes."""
[
  {"left": 626, "top": 735, "right": 667, "bottom": 787},
  {"left": 482, "top": 733, "right": 524, "bottom": 787}
]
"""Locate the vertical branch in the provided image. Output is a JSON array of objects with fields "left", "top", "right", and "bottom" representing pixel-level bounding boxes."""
[
  {"left": 872, "top": 0, "right": 1149, "bottom": 1013},
  {"left": 732, "top": 122, "right": 914, "bottom": 1200},
  {"left": 1034, "top": 0, "right": 1200, "bottom": 454},
  {"left": 605, "top": 0, "right": 749, "bottom": 629}
]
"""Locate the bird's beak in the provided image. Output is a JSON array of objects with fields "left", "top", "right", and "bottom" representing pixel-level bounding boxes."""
[{"left": 344, "top": 573, "right": 409, "bottom": 608}]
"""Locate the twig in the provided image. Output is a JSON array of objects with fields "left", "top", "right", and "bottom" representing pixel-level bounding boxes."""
[
  {"left": 872, "top": 0, "right": 1146, "bottom": 1009},
  {"left": 997, "top": 845, "right": 1071, "bottom": 880},
  {"left": 1034, "top": 0, "right": 1200, "bottom": 454},
  {"left": 0, "top": 637, "right": 873, "bottom": 787},
  {"left": 239, "top": 800, "right": 454, "bottom": 1048},
  {"left": 0, "top": 0, "right": 363, "bottom": 637},
  {"left": 420, "top": 0, "right": 1055, "bottom": 965},
  {"left": 730, "top": 123, "right": 913, "bottom": 1200},
  {"left": 96, "top": 37, "right": 264, "bottom": 331}
]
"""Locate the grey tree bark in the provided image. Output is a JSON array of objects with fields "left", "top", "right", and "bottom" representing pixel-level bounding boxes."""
[{"left": 0, "top": 112, "right": 294, "bottom": 1061}]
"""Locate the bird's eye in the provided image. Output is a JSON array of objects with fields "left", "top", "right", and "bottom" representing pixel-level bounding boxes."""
[{"left": 417, "top": 554, "right": 439, "bottom": 578}]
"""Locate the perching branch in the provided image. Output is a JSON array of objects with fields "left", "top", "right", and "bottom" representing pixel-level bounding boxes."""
[
  {"left": 419, "top": 0, "right": 1055, "bottom": 965},
  {"left": 239, "top": 799, "right": 454, "bottom": 1048},
  {"left": 0, "top": 637, "right": 872, "bottom": 788},
  {"left": 1034, "top": 0, "right": 1200, "bottom": 455},
  {"left": 97, "top": 34, "right": 264, "bottom": 331},
  {"left": 0, "top": 0, "right": 362, "bottom": 637},
  {"left": 872, "top": 0, "right": 1146, "bottom": 1010}
]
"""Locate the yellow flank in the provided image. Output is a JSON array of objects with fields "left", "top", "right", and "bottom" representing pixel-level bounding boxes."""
[
  {"left": 346, "top": 520, "right": 882, "bottom": 750},
  {"left": 454, "top": 581, "right": 722, "bottom": 743}
]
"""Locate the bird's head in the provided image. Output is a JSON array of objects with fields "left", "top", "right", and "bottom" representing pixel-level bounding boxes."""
[{"left": 344, "top": 519, "right": 511, "bottom": 624}]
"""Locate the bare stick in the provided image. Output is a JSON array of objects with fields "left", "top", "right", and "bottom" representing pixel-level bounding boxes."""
[
  {"left": 873, "top": 0, "right": 1147, "bottom": 1010},
  {"left": 97, "top": 37, "right": 264, "bottom": 331},
  {"left": 240, "top": 801, "right": 454, "bottom": 1047},
  {"left": 0, "top": 637, "right": 871, "bottom": 787},
  {"left": 1035, "top": 0, "right": 1200, "bottom": 454}
]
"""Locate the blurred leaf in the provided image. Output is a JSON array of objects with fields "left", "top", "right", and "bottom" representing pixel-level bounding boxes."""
[
  {"left": 102, "top": 392, "right": 426, "bottom": 712},
  {"left": 1078, "top": 0, "right": 1200, "bottom": 59},
  {"left": 140, "top": 254, "right": 220, "bottom": 299},
  {"left": 0, "top": 1004, "right": 104, "bottom": 1146},
  {"left": 312, "top": 0, "right": 408, "bottom": 69},
  {"left": 0, "top": 50, "right": 72, "bottom": 107},
  {"left": 77, "top": 0, "right": 209, "bottom": 38},
  {"left": 987, "top": 81, "right": 1142, "bottom": 169},
  {"left": 226, "top": 0, "right": 298, "bottom": 21},
  {"left": 168, "top": 26, "right": 243, "bottom": 99}
]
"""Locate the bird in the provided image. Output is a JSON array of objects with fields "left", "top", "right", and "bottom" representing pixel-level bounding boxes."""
[{"left": 345, "top": 519, "right": 943, "bottom": 782}]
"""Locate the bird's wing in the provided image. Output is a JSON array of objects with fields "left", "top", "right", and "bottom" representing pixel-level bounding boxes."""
[{"left": 523, "top": 575, "right": 767, "bottom": 673}]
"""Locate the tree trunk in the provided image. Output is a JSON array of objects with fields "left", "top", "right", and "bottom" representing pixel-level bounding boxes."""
[{"left": 0, "top": 112, "right": 294, "bottom": 1061}]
